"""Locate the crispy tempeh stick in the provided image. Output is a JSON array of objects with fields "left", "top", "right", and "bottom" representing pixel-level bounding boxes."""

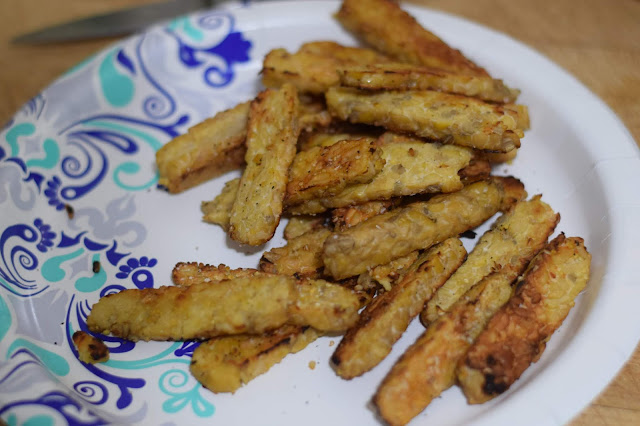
[
  {"left": 229, "top": 84, "right": 300, "bottom": 245},
  {"left": 332, "top": 238, "right": 466, "bottom": 379},
  {"left": 374, "top": 264, "right": 522, "bottom": 426},
  {"left": 422, "top": 195, "right": 559, "bottom": 324},
  {"left": 201, "top": 178, "right": 240, "bottom": 230},
  {"left": 156, "top": 101, "right": 250, "bottom": 193},
  {"left": 283, "top": 215, "right": 329, "bottom": 240},
  {"left": 288, "top": 138, "right": 475, "bottom": 215},
  {"left": 331, "top": 200, "right": 396, "bottom": 233},
  {"left": 285, "top": 138, "right": 385, "bottom": 206},
  {"left": 190, "top": 325, "right": 320, "bottom": 393},
  {"left": 87, "top": 275, "right": 360, "bottom": 341},
  {"left": 457, "top": 234, "right": 591, "bottom": 404},
  {"left": 339, "top": 63, "right": 519, "bottom": 103},
  {"left": 172, "top": 262, "right": 265, "bottom": 287},
  {"left": 323, "top": 177, "right": 526, "bottom": 280},
  {"left": 335, "top": 0, "right": 488, "bottom": 76},
  {"left": 262, "top": 42, "right": 390, "bottom": 94},
  {"left": 326, "top": 87, "right": 524, "bottom": 153},
  {"left": 259, "top": 228, "right": 333, "bottom": 278}
]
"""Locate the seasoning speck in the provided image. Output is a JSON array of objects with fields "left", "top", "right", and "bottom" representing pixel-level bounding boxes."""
[
  {"left": 92, "top": 260, "right": 101, "bottom": 274},
  {"left": 329, "top": 340, "right": 335, "bottom": 347},
  {"left": 65, "top": 204, "right": 75, "bottom": 219},
  {"left": 308, "top": 360, "right": 316, "bottom": 370}
]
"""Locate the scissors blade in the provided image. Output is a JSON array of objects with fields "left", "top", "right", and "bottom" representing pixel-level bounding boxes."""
[{"left": 12, "top": 0, "right": 215, "bottom": 44}]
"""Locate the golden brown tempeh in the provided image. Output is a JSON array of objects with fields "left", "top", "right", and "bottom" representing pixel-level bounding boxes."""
[
  {"left": 285, "top": 138, "right": 385, "bottom": 206},
  {"left": 374, "top": 264, "right": 521, "bottom": 426},
  {"left": 86, "top": 275, "right": 360, "bottom": 341},
  {"left": 156, "top": 101, "right": 250, "bottom": 193},
  {"left": 322, "top": 178, "right": 524, "bottom": 280},
  {"left": 335, "top": 0, "right": 488, "bottom": 76},
  {"left": 190, "top": 325, "right": 320, "bottom": 393},
  {"left": 326, "top": 87, "right": 524, "bottom": 152},
  {"left": 171, "top": 262, "right": 265, "bottom": 287},
  {"left": 259, "top": 228, "right": 333, "bottom": 278},
  {"left": 201, "top": 178, "right": 240, "bottom": 230},
  {"left": 332, "top": 238, "right": 466, "bottom": 379},
  {"left": 262, "top": 42, "right": 390, "bottom": 94},
  {"left": 339, "top": 63, "right": 519, "bottom": 103},
  {"left": 283, "top": 215, "right": 329, "bottom": 240},
  {"left": 288, "top": 138, "right": 474, "bottom": 215},
  {"left": 331, "top": 200, "right": 396, "bottom": 233},
  {"left": 422, "top": 195, "right": 559, "bottom": 324},
  {"left": 72, "top": 331, "right": 109, "bottom": 364},
  {"left": 229, "top": 84, "right": 300, "bottom": 245},
  {"left": 457, "top": 234, "right": 591, "bottom": 404}
]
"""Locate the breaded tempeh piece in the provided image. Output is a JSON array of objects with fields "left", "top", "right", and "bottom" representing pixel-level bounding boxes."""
[
  {"left": 283, "top": 215, "right": 329, "bottom": 240},
  {"left": 374, "top": 264, "right": 521, "bottom": 426},
  {"left": 365, "top": 250, "right": 421, "bottom": 292},
  {"left": 326, "top": 87, "right": 524, "bottom": 152},
  {"left": 172, "top": 262, "right": 265, "bottom": 287},
  {"left": 323, "top": 178, "right": 525, "bottom": 280},
  {"left": 422, "top": 196, "right": 559, "bottom": 324},
  {"left": 201, "top": 178, "right": 240, "bottom": 230},
  {"left": 229, "top": 84, "right": 300, "bottom": 245},
  {"left": 457, "top": 235, "right": 591, "bottom": 404},
  {"left": 336, "top": 0, "right": 488, "bottom": 76},
  {"left": 285, "top": 138, "right": 385, "bottom": 206},
  {"left": 87, "top": 275, "right": 360, "bottom": 341},
  {"left": 262, "top": 42, "right": 390, "bottom": 94},
  {"left": 156, "top": 101, "right": 250, "bottom": 193},
  {"left": 332, "top": 238, "right": 466, "bottom": 379},
  {"left": 288, "top": 139, "right": 474, "bottom": 215},
  {"left": 299, "top": 129, "right": 379, "bottom": 151},
  {"left": 72, "top": 331, "right": 109, "bottom": 364},
  {"left": 331, "top": 200, "right": 396, "bottom": 233},
  {"left": 191, "top": 325, "right": 320, "bottom": 393},
  {"left": 259, "top": 228, "right": 333, "bottom": 278},
  {"left": 339, "top": 63, "right": 519, "bottom": 103}
]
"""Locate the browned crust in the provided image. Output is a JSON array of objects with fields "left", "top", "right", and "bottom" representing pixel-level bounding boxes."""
[
  {"left": 457, "top": 234, "right": 591, "bottom": 403},
  {"left": 190, "top": 325, "right": 320, "bottom": 393},
  {"left": 335, "top": 0, "right": 488, "bottom": 76},
  {"left": 172, "top": 262, "right": 266, "bottom": 287},
  {"left": 458, "top": 158, "right": 491, "bottom": 185},
  {"left": 259, "top": 228, "right": 333, "bottom": 278}
]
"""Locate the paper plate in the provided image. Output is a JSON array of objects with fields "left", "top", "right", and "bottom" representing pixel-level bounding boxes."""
[{"left": 1, "top": 1, "right": 639, "bottom": 425}]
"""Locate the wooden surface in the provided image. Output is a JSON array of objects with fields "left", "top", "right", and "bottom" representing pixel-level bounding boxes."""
[{"left": 1, "top": 0, "right": 639, "bottom": 424}]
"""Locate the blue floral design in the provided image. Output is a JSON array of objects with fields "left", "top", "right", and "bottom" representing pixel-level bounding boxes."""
[
  {"left": 33, "top": 218, "right": 56, "bottom": 253},
  {"left": 43, "top": 176, "right": 65, "bottom": 210},
  {"left": 116, "top": 256, "right": 157, "bottom": 289}
]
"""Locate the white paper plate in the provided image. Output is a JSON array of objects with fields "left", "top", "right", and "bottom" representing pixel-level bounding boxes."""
[{"left": 1, "top": 1, "right": 639, "bottom": 425}]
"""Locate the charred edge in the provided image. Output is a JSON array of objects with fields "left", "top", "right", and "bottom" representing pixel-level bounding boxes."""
[
  {"left": 482, "top": 373, "right": 509, "bottom": 396},
  {"left": 460, "top": 230, "right": 477, "bottom": 239}
]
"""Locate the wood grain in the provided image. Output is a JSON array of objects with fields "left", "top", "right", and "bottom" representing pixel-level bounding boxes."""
[{"left": 1, "top": 0, "right": 639, "bottom": 424}]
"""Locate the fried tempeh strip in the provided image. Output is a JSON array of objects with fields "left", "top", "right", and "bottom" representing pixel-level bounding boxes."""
[
  {"left": 156, "top": 101, "right": 250, "bottom": 193},
  {"left": 422, "top": 195, "right": 559, "bottom": 324},
  {"left": 191, "top": 325, "right": 320, "bottom": 393},
  {"left": 457, "top": 235, "right": 591, "bottom": 404},
  {"left": 87, "top": 275, "right": 360, "bottom": 341},
  {"left": 323, "top": 177, "right": 526, "bottom": 280},
  {"left": 72, "top": 331, "right": 109, "bottom": 364},
  {"left": 332, "top": 238, "right": 466, "bottom": 379},
  {"left": 326, "top": 87, "right": 524, "bottom": 152},
  {"left": 374, "top": 264, "right": 522, "bottom": 426},
  {"left": 262, "top": 41, "right": 390, "bottom": 94},
  {"left": 336, "top": 0, "right": 488, "bottom": 76},
  {"left": 339, "top": 63, "right": 519, "bottom": 103},
  {"left": 364, "top": 250, "right": 421, "bottom": 292},
  {"left": 331, "top": 200, "right": 396, "bottom": 233},
  {"left": 283, "top": 215, "right": 329, "bottom": 240},
  {"left": 259, "top": 228, "right": 333, "bottom": 278},
  {"left": 285, "top": 138, "right": 385, "bottom": 206},
  {"left": 229, "top": 84, "right": 300, "bottom": 245},
  {"left": 201, "top": 178, "right": 240, "bottom": 230},
  {"left": 288, "top": 139, "right": 474, "bottom": 215},
  {"left": 172, "top": 262, "right": 265, "bottom": 287}
]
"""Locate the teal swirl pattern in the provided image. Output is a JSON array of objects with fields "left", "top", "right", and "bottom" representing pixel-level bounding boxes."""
[{"left": 0, "top": 3, "right": 254, "bottom": 425}]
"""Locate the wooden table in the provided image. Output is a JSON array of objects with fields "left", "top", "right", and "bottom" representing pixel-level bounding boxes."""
[{"left": 1, "top": 0, "right": 638, "bottom": 424}]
